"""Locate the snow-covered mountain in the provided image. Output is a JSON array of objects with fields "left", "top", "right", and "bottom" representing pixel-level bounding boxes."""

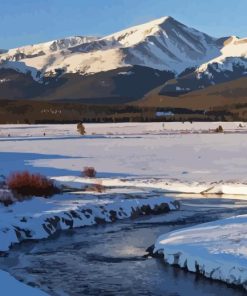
[
  {"left": 197, "top": 36, "right": 247, "bottom": 80},
  {"left": 159, "top": 36, "right": 247, "bottom": 96},
  {"left": 0, "top": 17, "right": 228, "bottom": 80},
  {"left": 0, "top": 16, "right": 246, "bottom": 103},
  {"left": 3, "top": 36, "right": 99, "bottom": 60}
]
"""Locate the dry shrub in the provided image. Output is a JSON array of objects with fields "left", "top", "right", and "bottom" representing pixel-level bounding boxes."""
[
  {"left": 77, "top": 122, "right": 86, "bottom": 135},
  {"left": 215, "top": 125, "right": 224, "bottom": 133},
  {"left": 84, "top": 183, "right": 105, "bottom": 193},
  {"left": 7, "top": 171, "right": 59, "bottom": 197},
  {"left": 83, "top": 167, "right": 97, "bottom": 178}
]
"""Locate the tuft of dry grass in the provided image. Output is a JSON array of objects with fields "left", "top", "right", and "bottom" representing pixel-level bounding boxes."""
[
  {"left": 82, "top": 167, "right": 97, "bottom": 178},
  {"left": 215, "top": 125, "right": 224, "bottom": 133}
]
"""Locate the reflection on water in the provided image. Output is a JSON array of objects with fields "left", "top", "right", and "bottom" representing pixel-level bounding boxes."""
[{"left": 1, "top": 196, "right": 247, "bottom": 296}]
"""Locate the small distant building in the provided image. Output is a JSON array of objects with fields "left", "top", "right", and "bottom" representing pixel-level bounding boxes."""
[{"left": 155, "top": 111, "right": 174, "bottom": 117}]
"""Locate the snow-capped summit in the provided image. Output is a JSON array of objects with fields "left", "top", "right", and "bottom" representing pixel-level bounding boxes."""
[
  {"left": 0, "top": 16, "right": 247, "bottom": 103},
  {"left": 0, "top": 16, "right": 229, "bottom": 79},
  {"left": 67, "top": 16, "right": 226, "bottom": 74},
  {"left": 67, "top": 16, "right": 174, "bottom": 53},
  {"left": 197, "top": 36, "right": 247, "bottom": 73},
  {"left": 104, "top": 16, "right": 172, "bottom": 47}
]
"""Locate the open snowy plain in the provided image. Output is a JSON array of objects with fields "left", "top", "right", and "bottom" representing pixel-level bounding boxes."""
[{"left": 1, "top": 122, "right": 247, "bottom": 294}]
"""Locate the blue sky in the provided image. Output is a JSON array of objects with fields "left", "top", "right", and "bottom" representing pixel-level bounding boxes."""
[{"left": 1, "top": 0, "right": 246, "bottom": 48}]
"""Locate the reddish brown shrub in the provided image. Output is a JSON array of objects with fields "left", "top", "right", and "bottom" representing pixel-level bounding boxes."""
[
  {"left": 7, "top": 171, "right": 59, "bottom": 198},
  {"left": 83, "top": 167, "right": 97, "bottom": 178}
]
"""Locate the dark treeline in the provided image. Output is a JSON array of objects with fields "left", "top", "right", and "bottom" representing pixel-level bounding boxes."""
[{"left": 0, "top": 99, "right": 246, "bottom": 124}]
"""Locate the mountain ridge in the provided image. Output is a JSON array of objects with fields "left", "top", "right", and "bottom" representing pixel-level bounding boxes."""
[
  {"left": 0, "top": 16, "right": 229, "bottom": 77},
  {"left": 0, "top": 16, "right": 246, "bottom": 107}
]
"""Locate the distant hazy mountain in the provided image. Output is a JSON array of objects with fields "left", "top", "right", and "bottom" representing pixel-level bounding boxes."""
[{"left": 0, "top": 16, "right": 246, "bottom": 105}]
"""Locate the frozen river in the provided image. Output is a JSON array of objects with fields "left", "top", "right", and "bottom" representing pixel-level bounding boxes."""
[{"left": 1, "top": 195, "right": 246, "bottom": 296}]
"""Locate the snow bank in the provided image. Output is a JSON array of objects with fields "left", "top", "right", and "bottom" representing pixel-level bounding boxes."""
[
  {"left": 54, "top": 176, "right": 247, "bottom": 196},
  {"left": 154, "top": 215, "right": 247, "bottom": 290},
  {"left": 0, "top": 192, "right": 178, "bottom": 252},
  {"left": 0, "top": 270, "right": 49, "bottom": 295}
]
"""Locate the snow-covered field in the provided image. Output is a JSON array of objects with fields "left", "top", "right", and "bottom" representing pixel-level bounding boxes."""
[
  {"left": 1, "top": 122, "right": 247, "bottom": 186},
  {"left": 1, "top": 122, "right": 247, "bottom": 138},
  {"left": 154, "top": 215, "right": 247, "bottom": 291},
  {"left": 1, "top": 122, "right": 247, "bottom": 293}
]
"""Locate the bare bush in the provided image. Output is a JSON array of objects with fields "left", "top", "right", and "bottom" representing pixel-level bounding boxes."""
[{"left": 7, "top": 171, "right": 59, "bottom": 197}]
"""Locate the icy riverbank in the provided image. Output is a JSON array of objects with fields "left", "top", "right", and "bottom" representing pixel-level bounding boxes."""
[
  {"left": 0, "top": 190, "right": 178, "bottom": 252},
  {"left": 154, "top": 215, "right": 247, "bottom": 291}
]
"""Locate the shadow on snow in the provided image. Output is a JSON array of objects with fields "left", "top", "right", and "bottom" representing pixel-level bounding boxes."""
[{"left": 0, "top": 152, "right": 133, "bottom": 178}]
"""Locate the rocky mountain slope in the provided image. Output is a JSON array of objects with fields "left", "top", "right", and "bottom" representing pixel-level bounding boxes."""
[
  {"left": 159, "top": 36, "right": 247, "bottom": 96},
  {"left": 140, "top": 76, "right": 247, "bottom": 110}
]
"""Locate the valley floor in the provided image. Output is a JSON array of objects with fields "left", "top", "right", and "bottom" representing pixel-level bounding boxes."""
[
  {"left": 1, "top": 121, "right": 247, "bottom": 183},
  {"left": 1, "top": 122, "right": 247, "bottom": 294}
]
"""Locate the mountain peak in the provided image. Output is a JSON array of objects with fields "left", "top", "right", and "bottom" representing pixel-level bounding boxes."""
[
  {"left": 138, "top": 15, "right": 173, "bottom": 27},
  {"left": 103, "top": 16, "right": 173, "bottom": 45},
  {"left": 1, "top": 15, "right": 245, "bottom": 81},
  {"left": 0, "top": 16, "right": 247, "bottom": 105}
]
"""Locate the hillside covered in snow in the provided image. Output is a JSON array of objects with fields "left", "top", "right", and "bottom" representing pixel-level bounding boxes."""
[
  {"left": 0, "top": 17, "right": 226, "bottom": 77},
  {"left": 0, "top": 16, "right": 247, "bottom": 105}
]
